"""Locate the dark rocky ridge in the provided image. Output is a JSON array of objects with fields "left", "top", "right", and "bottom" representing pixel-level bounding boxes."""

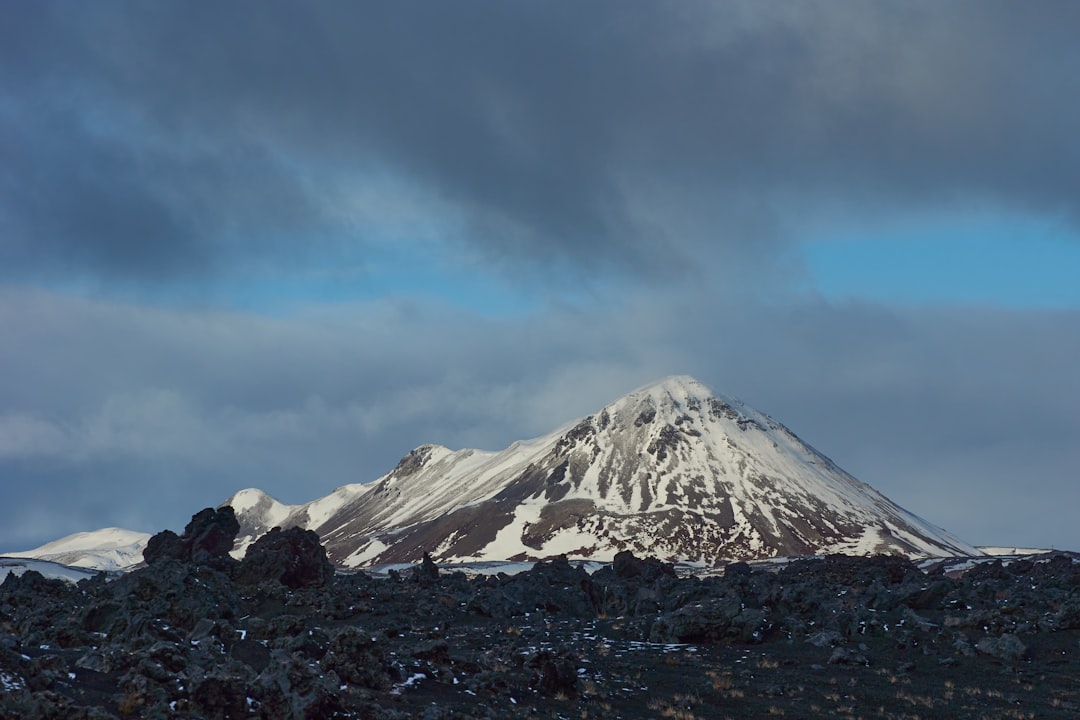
[{"left": 3, "top": 507, "right": 1080, "bottom": 719}]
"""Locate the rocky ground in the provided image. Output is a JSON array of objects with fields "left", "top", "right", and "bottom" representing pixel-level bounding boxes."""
[{"left": 2, "top": 508, "right": 1080, "bottom": 719}]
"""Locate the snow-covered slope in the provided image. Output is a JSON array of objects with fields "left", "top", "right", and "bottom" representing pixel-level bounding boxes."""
[
  {"left": 226, "top": 488, "right": 300, "bottom": 559},
  {"left": 978, "top": 546, "right": 1052, "bottom": 557},
  {"left": 230, "top": 376, "right": 980, "bottom": 567},
  {"left": 0, "top": 557, "right": 102, "bottom": 584},
  {"left": 4, "top": 528, "right": 150, "bottom": 572}
]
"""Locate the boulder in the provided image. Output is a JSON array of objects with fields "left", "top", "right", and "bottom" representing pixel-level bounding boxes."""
[
  {"left": 412, "top": 552, "right": 440, "bottom": 586},
  {"left": 320, "top": 626, "right": 391, "bottom": 690},
  {"left": 975, "top": 633, "right": 1028, "bottom": 663},
  {"left": 527, "top": 650, "right": 580, "bottom": 697},
  {"left": 511, "top": 555, "right": 601, "bottom": 618},
  {"left": 237, "top": 526, "right": 334, "bottom": 589},
  {"left": 182, "top": 506, "right": 240, "bottom": 564},
  {"left": 828, "top": 646, "right": 868, "bottom": 666},
  {"left": 725, "top": 561, "right": 752, "bottom": 578},
  {"left": 190, "top": 671, "right": 252, "bottom": 719},
  {"left": 612, "top": 550, "right": 678, "bottom": 581},
  {"left": 141, "top": 506, "right": 240, "bottom": 567},
  {"left": 806, "top": 630, "right": 844, "bottom": 648},
  {"left": 142, "top": 530, "right": 184, "bottom": 566},
  {"left": 652, "top": 595, "right": 774, "bottom": 645}
]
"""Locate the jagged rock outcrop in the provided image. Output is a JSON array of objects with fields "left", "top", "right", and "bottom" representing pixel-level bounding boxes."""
[
  {"left": 141, "top": 529, "right": 184, "bottom": 565},
  {"left": 235, "top": 526, "right": 334, "bottom": 589},
  {"left": 612, "top": 548, "right": 677, "bottom": 581},
  {"left": 142, "top": 506, "right": 240, "bottom": 567},
  {"left": 467, "top": 555, "right": 602, "bottom": 620},
  {"left": 183, "top": 506, "right": 241, "bottom": 563}
]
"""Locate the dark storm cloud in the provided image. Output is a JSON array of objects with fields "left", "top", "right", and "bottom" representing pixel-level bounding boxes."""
[{"left": 2, "top": 2, "right": 1078, "bottom": 288}]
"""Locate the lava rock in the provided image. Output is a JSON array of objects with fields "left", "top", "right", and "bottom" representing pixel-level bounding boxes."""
[
  {"left": 237, "top": 526, "right": 335, "bottom": 589},
  {"left": 828, "top": 646, "right": 868, "bottom": 666},
  {"left": 257, "top": 648, "right": 348, "bottom": 718},
  {"left": 725, "top": 561, "right": 753, "bottom": 578},
  {"left": 413, "top": 552, "right": 440, "bottom": 586},
  {"left": 142, "top": 530, "right": 184, "bottom": 565},
  {"left": 612, "top": 550, "right": 678, "bottom": 581},
  {"left": 142, "top": 506, "right": 240, "bottom": 567},
  {"left": 182, "top": 506, "right": 241, "bottom": 564},
  {"left": 976, "top": 633, "right": 1028, "bottom": 663},
  {"left": 498, "top": 555, "right": 602, "bottom": 619},
  {"left": 5, "top": 520, "right": 1080, "bottom": 720},
  {"left": 320, "top": 626, "right": 391, "bottom": 690},
  {"left": 807, "top": 630, "right": 844, "bottom": 648},
  {"left": 527, "top": 650, "right": 580, "bottom": 697},
  {"left": 190, "top": 671, "right": 253, "bottom": 719},
  {"left": 650, "top": 596, "right": 744, "bottom": 643}
]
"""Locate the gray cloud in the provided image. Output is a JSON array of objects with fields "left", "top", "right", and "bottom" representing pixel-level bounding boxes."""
[
  {"left": 1, "top": 3, "right": 1077, "bottom": 557},
  {"left": 1, "top": 289, "right": 1077, "bottom": 552},
  {"left": 2, "top": 2, "right": 1078, "bottom": 290}
]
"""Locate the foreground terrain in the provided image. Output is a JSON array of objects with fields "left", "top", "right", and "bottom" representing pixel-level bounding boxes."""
[{"left": 2, "top": 509, "right": 1079, "bottom": 719}]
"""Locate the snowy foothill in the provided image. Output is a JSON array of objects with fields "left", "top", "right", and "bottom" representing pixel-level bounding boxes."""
[
  {"left": 0, "top": 557, "right": 101, "bottom": 584},
  {"left": 3, "top": 527, "right": 150, "bottom": 572}
]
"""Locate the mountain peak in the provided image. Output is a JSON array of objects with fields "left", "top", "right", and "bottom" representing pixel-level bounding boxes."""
[
  {"left": 621, "top": 374, "right": 715, "bottom": 403},
  {"left": 223, "top": 488, "right": 297, "bottom": 558},
  {"left": 17, "top": 376, "right": 982, "bottom": 571},
  {"left": 226, "top": 488, "right": 281, "bottom": 512},
  {"left": 224, "top": 375, "right": 979, "bottom": 566},
  {"left": 605, "top": 375, "right": 744, "bottom": 421}
]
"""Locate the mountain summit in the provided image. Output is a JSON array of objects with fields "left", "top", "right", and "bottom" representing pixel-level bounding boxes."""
[{"left": 228, "top": 375, "right": 978, "bottom": 566}]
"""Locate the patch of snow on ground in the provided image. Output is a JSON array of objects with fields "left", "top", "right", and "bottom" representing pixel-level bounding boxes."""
[
  {"left": 391, "top": 672, "right": 427, "bottom": 695},
  {"left": 361, "top": 559, "right": 612, "bottom": 579},
  {"left": 1, "top": 670, "right": 26, "bottom": 692},
  {"left": 979, "top": 546, "right": 1053, "bottom": 556},
  {"left": 438, "top": 561, "right": 537, "bottom": 577}
]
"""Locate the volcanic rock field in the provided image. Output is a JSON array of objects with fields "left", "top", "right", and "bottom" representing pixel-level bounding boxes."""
[{"left": 2, "top": 507, "right": 1080, "bottom": 719}]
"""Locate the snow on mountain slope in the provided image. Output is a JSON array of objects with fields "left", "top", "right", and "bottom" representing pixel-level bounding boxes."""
[
  {"left": 226, "top": 488, "right": 300, "bottom": 558},
  {"left": 13, "top": 376, "right": 981, "bottom": 571},
  {"left": 223, "top": 431, "right": 566, "bottom": 564},
  {"left": 230, "top": 375, "right": 981, "bottom": 567},
  {"left": 4, "top": 528, "right": 150, "bottom": 571},
  {"left": 0, "top": 557, "right": 102, "bottom": 584}
]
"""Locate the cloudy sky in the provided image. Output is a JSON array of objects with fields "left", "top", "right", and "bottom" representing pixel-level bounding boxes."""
[{"left": 2, "top": 1, "right": 1078, "bottom": 553}]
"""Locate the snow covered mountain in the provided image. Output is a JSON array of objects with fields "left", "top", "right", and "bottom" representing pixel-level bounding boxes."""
[
  {"left": 227, "top": 376, "right": 980, "bottom": 567},
  {"left": 4, "top": 528, "right": 150, "bottom": 572}
]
